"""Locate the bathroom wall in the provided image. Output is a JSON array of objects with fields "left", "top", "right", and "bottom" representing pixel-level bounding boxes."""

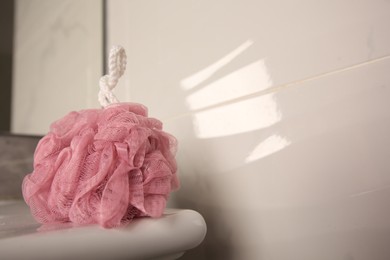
[
  {"left": 107, "top": 0, "right": 390, "bottom": 259},
  {"left": 12, "top": 0, "right": 103, "bottom": 135}
]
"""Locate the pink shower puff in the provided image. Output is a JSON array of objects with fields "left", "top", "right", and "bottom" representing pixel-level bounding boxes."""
[{"left": 22, "top": 102, "right": 179, "bottom": 228}]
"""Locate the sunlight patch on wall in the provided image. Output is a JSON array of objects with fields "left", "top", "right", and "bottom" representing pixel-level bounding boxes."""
[
  {"left": 245, "top": 135, "right": 291, "bottom": 162},
  {"left": 186, "top": 59, "right": 273, "bottom": 110},
  {"left": 180, "top": 40, "right": 254, "bottom": 90},
  {"left": 193, "top": 93, "right": 281, "bottom": 139}
]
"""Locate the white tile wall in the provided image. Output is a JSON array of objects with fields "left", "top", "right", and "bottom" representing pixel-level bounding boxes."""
[
  {"left": 107, "top": 0, "right": 390, "bottom": 259},
  {"left": 12, "top": 0, "right": 103, "bottom": 135}
]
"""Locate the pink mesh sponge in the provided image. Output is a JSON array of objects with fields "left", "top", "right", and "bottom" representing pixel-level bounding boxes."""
[{"left": 22, "top": 46, "right": 179, "bottom": 228}]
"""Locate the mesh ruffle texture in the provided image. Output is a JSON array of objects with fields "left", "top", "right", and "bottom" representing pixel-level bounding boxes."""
[{"left": 22, "top": 103, "right": 179, "bottom": 228}]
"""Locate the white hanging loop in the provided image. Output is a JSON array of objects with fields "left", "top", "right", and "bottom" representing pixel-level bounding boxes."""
[{"left": 98, "top": 45, "right": 127, "bottom": 107}]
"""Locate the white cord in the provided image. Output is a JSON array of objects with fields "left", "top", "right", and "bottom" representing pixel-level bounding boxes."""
[{"left": 98, "top": 45, "right": 127, "bottom": 107}]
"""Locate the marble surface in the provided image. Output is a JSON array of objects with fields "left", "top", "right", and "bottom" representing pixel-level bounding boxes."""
[
  {"left": 0, "top": 200, "right": 206, "bottom": 260},
  {"left": 0, "top": 134, "right": 40, "bottom": 199},
  {"left": 107, "top": 1, "right": 390, "bottom": 259},
  {"left": 12, "top": 0, "right": 103, "bottom": 135}
]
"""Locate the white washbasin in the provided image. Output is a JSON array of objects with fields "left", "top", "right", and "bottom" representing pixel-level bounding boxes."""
[{"left": 0, "top": 200, "right": 206, "bottom": 260}]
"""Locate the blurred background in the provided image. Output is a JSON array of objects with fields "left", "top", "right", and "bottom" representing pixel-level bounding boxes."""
[
  {"left": 0, "top": 0, "right": 14, "bottom": 132},
  {"left": 2, "top": 0, "right": 390, "bottom": 259}
]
